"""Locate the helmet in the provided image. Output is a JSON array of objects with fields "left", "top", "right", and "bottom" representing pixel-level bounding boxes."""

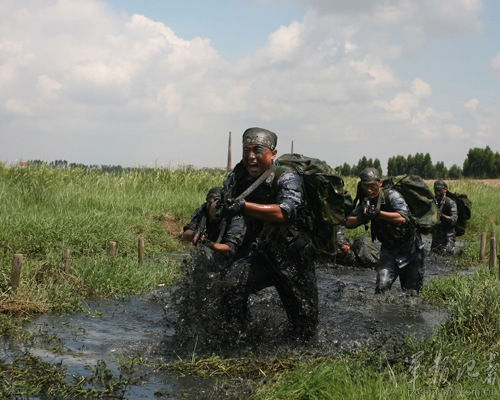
[
  {"left": 433, "top": 180, "right": 448, "bottom": 190},
  {"left": 359, "top": 167, "right": 381, "bottom": 182},
  {"left": 242, "top": 127, "right": 277, "bottom": 150}
]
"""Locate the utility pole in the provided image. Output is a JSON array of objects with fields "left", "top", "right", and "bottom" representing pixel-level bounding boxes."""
[
  {"left": 227, "top": 131, "right": 232, "bottom": 171},
  {"left": 291, "top": 140, "right": 294, "bottom": 154}
]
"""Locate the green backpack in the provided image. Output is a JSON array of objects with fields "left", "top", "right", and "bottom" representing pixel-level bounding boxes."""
[
  {"left": 276, "top": 153, "right": 350, "bottom": 256},
  {"left": 446, "top": 191, "right": 472, "bottom": 236},
  {"left": 383, "top": 175, "right": 439, "bottom": 234}
]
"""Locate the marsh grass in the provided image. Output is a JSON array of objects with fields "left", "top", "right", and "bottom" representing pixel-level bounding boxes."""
[
  {"left": 0, "top": 164, "right": 225, "bottom": 332},
  {"left": 255, "top": 179, "right": 500, "bottom": 399},
  {"left": 1, "top": 165, "right": 499, "bottom": 399},
  {"left": 255, "top": 267, "right": 500, "bottom": 399}
]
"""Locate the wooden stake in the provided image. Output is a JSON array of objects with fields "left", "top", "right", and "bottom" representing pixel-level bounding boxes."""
[
  {"left": 227, "top": 131, "right": 232, "bottom": 172},
  {"left": 138, "top": 236, "right": 145, "bottom": 264},
  {"left": 11, "top": 254, "right": 23, "bottom": 291},
  {"left": 108, "top": 241, "right": 117, "bottom": 261},
  {"left": 480, "top": 232, "right": 487, "bottom": 262},
  {"left": 489, "top": 231, "right": 497, "bottom": 270},
  {"left": 64, "top": 249, "right": 71, "bottom": 273}
]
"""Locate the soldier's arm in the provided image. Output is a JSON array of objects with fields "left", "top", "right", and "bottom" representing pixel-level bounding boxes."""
[
  {"left": 381, "top": 190, "right": 409, "bottom": 225},
  {"left": 182, "top": 229, "right": 195, "bottom": 241},
  {"left": 244, "top": 202, "right": 286, "bottom": 222},
  {"left": 442, "top": 200, "right": 458, "bottom": 225},
  {"left": 377, "top": 210, "right": 406, "bottom": 224},
  {"left": 210, "top": 242, "right": 232, "bottom": 256}
]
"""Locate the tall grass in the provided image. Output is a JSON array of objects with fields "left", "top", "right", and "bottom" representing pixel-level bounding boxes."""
[
  {"left": 256, "top": 179, "right": 500, "bottom": 399},
  {"left": 1, "top": 165, "right": 499, "bottom": 398},
  {"left": 0, "top": 164, "right": 225, "bottom": 330}
]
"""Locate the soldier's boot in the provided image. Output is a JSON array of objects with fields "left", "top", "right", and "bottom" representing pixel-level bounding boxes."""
[{"left": 375, "top": 268, "right": 395, "bottom": 293}]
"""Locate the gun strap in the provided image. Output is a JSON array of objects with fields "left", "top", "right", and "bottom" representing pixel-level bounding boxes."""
[{"left": 216, "top": 165, "right": 276, "bottom": 243}]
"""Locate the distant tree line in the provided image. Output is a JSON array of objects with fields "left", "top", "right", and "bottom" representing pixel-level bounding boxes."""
[
  {"left": 24, "top": 160, "right": 224, "bottom": 174},
  {"left": 336, "top": 146, "right": 500, "bottom": 179},
  {"left": 23, "top": 146, "right": 499, "bottom": 179},
  {"left": 336, "top": 156, "right": 383, "bottom": 178}
]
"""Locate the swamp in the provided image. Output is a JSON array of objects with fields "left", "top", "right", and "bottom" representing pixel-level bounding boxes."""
[{"left": 0, "top": 164, "right": 499, "bottom": 399}]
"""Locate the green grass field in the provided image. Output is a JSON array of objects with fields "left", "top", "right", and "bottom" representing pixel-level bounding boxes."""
[{"left": 0, "top": 164, "right": 499, "bottom": 399}]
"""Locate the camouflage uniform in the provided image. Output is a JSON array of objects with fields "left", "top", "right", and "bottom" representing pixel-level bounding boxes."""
[
  {"left": 221, "top": 161, "right": 318, "bottom": 339},
  {"left": 335, "top": 225, "right": 356, "bottom": 266},
  {"left": 431, "top": 195, "right": 458, "bottom": 255},
  {"left": 351, "top": 189, "right": 425, "bottom": 293},
  {"left": 183, "top": 207, "right": 247, "bottom": 257}
]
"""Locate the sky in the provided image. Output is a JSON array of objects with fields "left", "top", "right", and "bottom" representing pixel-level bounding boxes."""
[{"left": 1, "top": 0, "right": 499, "bottom": 172}]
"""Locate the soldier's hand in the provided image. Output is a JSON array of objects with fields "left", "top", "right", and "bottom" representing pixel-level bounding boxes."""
[
  {"left": 365, "top": 205, "right": 380, "bottom": 220},
  {"left": 192, "top": 231, "right": 201, "bottom": 245},
  {"left": 221, "top": 198, "right": 246, "bottom": 218},
  {"left": 357, "top": 213, "right": 370, "bottom": 226}
]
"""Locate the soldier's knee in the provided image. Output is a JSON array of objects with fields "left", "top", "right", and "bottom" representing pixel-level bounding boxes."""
[{"left": 376, "top": 268, "right": 394, "bottom": 293}]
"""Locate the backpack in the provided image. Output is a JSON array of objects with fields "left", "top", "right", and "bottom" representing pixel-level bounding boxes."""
[
  {"left": 351, "top": 236, "right": 380, "bottom": 268},
  {"left": 446, "top": 191, "right": 472, "bottom": 236},
  {"left": 382, "top": 175, "right": 439, "bottom": 234},
  {"left": 276, "top": 153, "right": 349, "bottom": 255}
]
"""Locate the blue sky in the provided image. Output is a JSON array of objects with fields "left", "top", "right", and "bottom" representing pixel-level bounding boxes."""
[{"left": 1, "top": 0, "right": 499, "bottom": 171}]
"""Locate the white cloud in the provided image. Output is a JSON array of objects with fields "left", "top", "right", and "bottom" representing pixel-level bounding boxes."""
[
  {"left": 37, "top": 75, "right": 62, "bottom": 99},
  {"left": 296, "top": 0, "right": 483, "bottom": 34},
  {"left": 411, "top": 78, "right": 432, "bottom": 98},
  {"left": 4, "top": 99, "right": 31, "bottom": 115},
  {"left": 465, "top": 98, "right": 479, "bottom": 113},
  {"left": 0, "top": 0, "right": 495, "bottom": 170},
  {"left": 491, "top": 52, "right": 500, "bottom": 72}
]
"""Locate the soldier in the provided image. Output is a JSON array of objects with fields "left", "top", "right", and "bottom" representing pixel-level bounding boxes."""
[
  {"left": 335, "top": 225, "right": 356, "bottom": 266},
  {"left": 345, "top": 168, "right": 425, "bottom": 293},
  {"left": 218, "top": 127, "right": 318, "bottom": 340},
  {"left": 182, "top": 187, "right": 247, "bottom": 257},
  {"left": 431, "top": 180, "right": 458, "bottom": 255}
]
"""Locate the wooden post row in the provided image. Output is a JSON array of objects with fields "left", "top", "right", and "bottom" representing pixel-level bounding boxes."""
[
  {"left": 480, "top": 232, "right": 487, "bottom": 262},
  {"left": 108, "top": 241, "right": 117, "bottom": 261},
  {"left": 64, "top": 249, "right": 71, "bottom": 273},
  {"left": 11, "top": 254, "right": 23, "bottom": 291},
  {"left": 489, "top": 231, "right": 497, "bottom": 270},
  {"left": 138, "top": 236, "right": 145, "bottom": 264}
]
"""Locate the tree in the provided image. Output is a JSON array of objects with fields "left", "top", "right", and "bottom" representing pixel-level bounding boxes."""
[
  {"left": 448, "top": 164, "right": 462, "bottom": 179},
  {"left": 373, "top": 158, "right": 382, "bottom": 176},
  {"left": 434, "top": 161, "right": 448, "bottom": 179},
  {"left": 422, "top": 153, "right": 435, "bottom": 179},
  {"left": 463, "top": 146, "right": 500, "bottom": 178},
  {"left": 387, "top": 155, "right": 407, "bottom": 176}
]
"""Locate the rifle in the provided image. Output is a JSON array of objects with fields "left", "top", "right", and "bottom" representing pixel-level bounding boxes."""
[
  {"left": 192, "top": 211, "right": 207, "bottom": 246},
  {"left": 215, "top": 165, "right": 275, "bottom": 243}
]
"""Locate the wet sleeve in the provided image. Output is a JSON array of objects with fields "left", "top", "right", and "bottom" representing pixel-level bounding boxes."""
[
  {"left": 222, "top": 215, "right": 247, "bottom": 255},
  {"left": 183, "top": 207, "right": 203, "bottom": 232},
  {"left": 349, "top": 204, "right": 364, "bottom": 217},
  {"left": 275, "top": 170, "right": 303, "bottom": 221},
  {"left": 448, "top": 199, "right": 458, "bottom": 226},
  {"left": 387, "top": 190, "right": 409, "bottom": 220}
]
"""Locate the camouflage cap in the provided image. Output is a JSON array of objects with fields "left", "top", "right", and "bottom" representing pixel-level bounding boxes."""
[
  {"left": 359, "top": 167, "right": 381, "bottom": 182},
  {"left": 205, "top": 187, "right": 222, "bottom": 203},
  {"left": 434, "top": 180, "right": 448, "bottom": 190},
  {"left": 242, "top": 127, "right": 277, "bottom": 150}
]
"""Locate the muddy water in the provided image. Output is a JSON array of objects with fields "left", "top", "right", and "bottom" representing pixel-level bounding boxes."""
[{"left": 5, "top": 242, "right": 466, "bottom": 399}]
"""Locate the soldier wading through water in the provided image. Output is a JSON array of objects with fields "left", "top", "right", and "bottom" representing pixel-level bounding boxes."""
[
  {"left": 431, "top": 180, "right": 458, "bottom": 255},
  {"left": 217, "top": 127, "right": 318, "bottom": 341},
  {"left": 345, "top": 168, "right": 425, "bottom": 293}
]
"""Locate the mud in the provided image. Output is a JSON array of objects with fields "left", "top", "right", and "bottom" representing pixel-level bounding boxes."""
[{"left": 2, "top": 239, "right": 468, "bottom": 399}]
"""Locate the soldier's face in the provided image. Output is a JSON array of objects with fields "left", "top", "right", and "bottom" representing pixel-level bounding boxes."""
[
  {"left": 361, "top": 180, "right": 382, "bottom": 199},
  {"left": 243, "top": 144, "right": 277, "bottom": 177},
  {"left": 434, "top": 188, "right": 446, "bottom": 200},
  {"left": 208, "top": 200, "right": 219, "bottom": 222}
]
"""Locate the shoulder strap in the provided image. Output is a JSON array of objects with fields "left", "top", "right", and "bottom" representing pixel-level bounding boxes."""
[{"left": 215, "top": 165, "right": 276, "bottom": 243}]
